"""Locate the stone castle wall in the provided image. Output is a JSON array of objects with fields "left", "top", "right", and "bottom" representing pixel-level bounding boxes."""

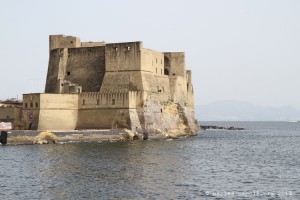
[
  {"left": 22, "top": 94, "right": 78, "bottom": 130},
  {"left": 76, "top": 91, "right": 146, "bottom": 129},
  {"left": 45, "top": 46, "right": 105, "bottom": 93},
  {"left": 0, "top": 105, "right": 22, "bottom": 129},
  {"left": 21, "top": 35, "right": 198, "bottom": 135}
]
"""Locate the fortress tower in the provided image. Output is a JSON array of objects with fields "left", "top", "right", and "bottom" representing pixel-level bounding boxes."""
[{"left": 22, "top": 35, "right": 198, "bottom": 135}]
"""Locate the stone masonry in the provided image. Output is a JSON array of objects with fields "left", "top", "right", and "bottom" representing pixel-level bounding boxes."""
[{"left": 22, "top": 35, "right": 199, "bottom": 136}]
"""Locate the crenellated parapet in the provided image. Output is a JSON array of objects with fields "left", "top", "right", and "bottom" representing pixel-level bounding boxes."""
[{"left": 78, "top": 91, "right": 147, "bottom": 109}]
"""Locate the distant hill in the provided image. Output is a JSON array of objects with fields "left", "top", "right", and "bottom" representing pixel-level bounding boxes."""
[{"left": 195, "top": 100, "right": 300, "bottom": 121}]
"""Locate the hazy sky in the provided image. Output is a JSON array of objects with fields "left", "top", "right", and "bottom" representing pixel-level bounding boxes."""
[{"left": 1, "top": 0, "right": 300, "bottom": 109}]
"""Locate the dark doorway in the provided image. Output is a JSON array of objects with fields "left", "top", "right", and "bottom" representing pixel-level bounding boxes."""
[{"left": 164, "top": 68, "right": 170, "bottom": 75}]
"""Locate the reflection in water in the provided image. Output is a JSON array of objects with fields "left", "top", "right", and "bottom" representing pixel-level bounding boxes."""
[{"left": 1, "top": 122, "right": 300, "bottom": 199}]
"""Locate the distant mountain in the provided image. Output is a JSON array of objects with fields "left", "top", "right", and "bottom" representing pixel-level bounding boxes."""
[{"left": 195, "top": 100, "right": 300, "bottom": 121}]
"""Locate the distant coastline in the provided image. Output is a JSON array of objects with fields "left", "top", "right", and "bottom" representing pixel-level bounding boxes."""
[{"left": 196, "top": 100, "right": 300, "bottom": 121}]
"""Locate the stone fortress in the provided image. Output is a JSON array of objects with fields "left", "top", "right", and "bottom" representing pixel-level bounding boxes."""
[{"left": 20, "top": 35, "right": 199, "bottom": 136}]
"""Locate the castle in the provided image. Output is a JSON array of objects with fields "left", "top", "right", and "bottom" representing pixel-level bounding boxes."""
[{"left": 19, "top": 35, "right": 198, "bottom": 135}]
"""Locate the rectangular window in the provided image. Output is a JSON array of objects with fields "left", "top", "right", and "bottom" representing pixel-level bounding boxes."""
[{"left": 112, "top": 99, "right": 115, "bottom": 105}]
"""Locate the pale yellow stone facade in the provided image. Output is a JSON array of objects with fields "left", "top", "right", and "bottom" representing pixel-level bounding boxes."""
[{"left": 21, "top": 35, "right": 198, "bottom": 134}]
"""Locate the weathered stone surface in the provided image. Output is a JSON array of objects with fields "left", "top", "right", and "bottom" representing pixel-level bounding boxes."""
[
  {"left": 122, "top": 129, "right": 135, "bottom": 140},
  {"left": 34, "top": 139, "right": 49, "bottom": 145},
  {"left": 18, "top": 35, "right": 200, "bottom": 137}
]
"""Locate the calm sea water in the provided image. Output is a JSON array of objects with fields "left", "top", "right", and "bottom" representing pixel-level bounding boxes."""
[{"left": 0, "top": 122, "right": 299, "bottom": 200}]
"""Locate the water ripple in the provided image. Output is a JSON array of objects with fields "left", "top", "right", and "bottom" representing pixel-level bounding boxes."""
[{"left": 0, "top": 122, "right": 299, "bottom": 199}]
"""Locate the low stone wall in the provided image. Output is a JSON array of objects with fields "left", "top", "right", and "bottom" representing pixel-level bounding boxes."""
[
  {"left": 3, "top": 128, "right": 198, "bottom": 145},
  {"left": 6, "top": 130, "right": 124, "bottom": 145}
]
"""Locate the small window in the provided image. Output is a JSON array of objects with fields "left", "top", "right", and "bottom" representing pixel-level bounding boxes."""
[
  {"left": 161, "top": 59, "right": 162, "bottom": 64},
  {"left": 97, "top": 99, "right": 100, "bottom": 105},
  {"left": 61, "top": 84, "right": 64, "bottom": 86},
  {"left": 112, "top": 99, "right": 115, "bottom": 105},
  {"left": 36, "top": 102, "right": 38, "bottom": 108},
  {"left": 156, "top": 68, "right": 157, "bottom": 73},
  {"left": 30, "top": 103, "right": 33, "bottom": 108},
  {"left": 160, "top": 109, "right": 163, "bottom": 113},
  {"left": 70, "top": 41, "right": 73, "bottom": 44},
  {"left": 82, "top": 99, "right": 85, "bottom": 105},
  {"left": 67, "top": 71, "right": 71, "bottom": 76},
  {"left": 7, "top": 116, "right": 9, "bottom": 119},
  {"left": 161, "top": 69, "right": 162, "bottom": 75},
  {"left": 77, "top": 88, "right": 81, "bottom": 93},
  {"left": 156, "top": 58, "right": 157, "bottom": 63},
  {"left": 25, "top": 103, "right": 28, "bottom": 108}
]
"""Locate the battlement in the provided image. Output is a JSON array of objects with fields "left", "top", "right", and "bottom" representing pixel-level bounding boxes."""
[{"left": 79, "top": 91, "right": 146, "bottom": 109}]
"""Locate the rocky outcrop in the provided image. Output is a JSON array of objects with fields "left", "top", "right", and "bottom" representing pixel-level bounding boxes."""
[
  {"left": 200, "top": 125, "right": 245, "bottom": 130},
  {"left": 122, "top": 129, "right": 143, "bottom": 140},
  {"left": 133, "top": 94, "right": 200, "bottom": 139}
]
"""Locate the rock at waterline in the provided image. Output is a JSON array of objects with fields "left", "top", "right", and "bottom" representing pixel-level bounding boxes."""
[{"left": 200, "top": 125, "right": 245, "bottom": 130}]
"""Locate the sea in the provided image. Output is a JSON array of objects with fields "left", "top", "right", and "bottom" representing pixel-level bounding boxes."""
[{"left": 0, "top": 122, "right": 299, "bottom": 200}]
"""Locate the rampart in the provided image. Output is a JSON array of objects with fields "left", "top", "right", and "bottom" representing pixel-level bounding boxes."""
[{"left": 20, "top": 35, "right": 199, "bottom": 136}]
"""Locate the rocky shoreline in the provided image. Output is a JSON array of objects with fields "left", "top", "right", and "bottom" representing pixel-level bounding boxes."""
[
  {"left": 2, "top": 129, "right": 197, "bottom": 146},
  {"left": 200, "top": 125, "right": 245, "bottom": 130}
]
